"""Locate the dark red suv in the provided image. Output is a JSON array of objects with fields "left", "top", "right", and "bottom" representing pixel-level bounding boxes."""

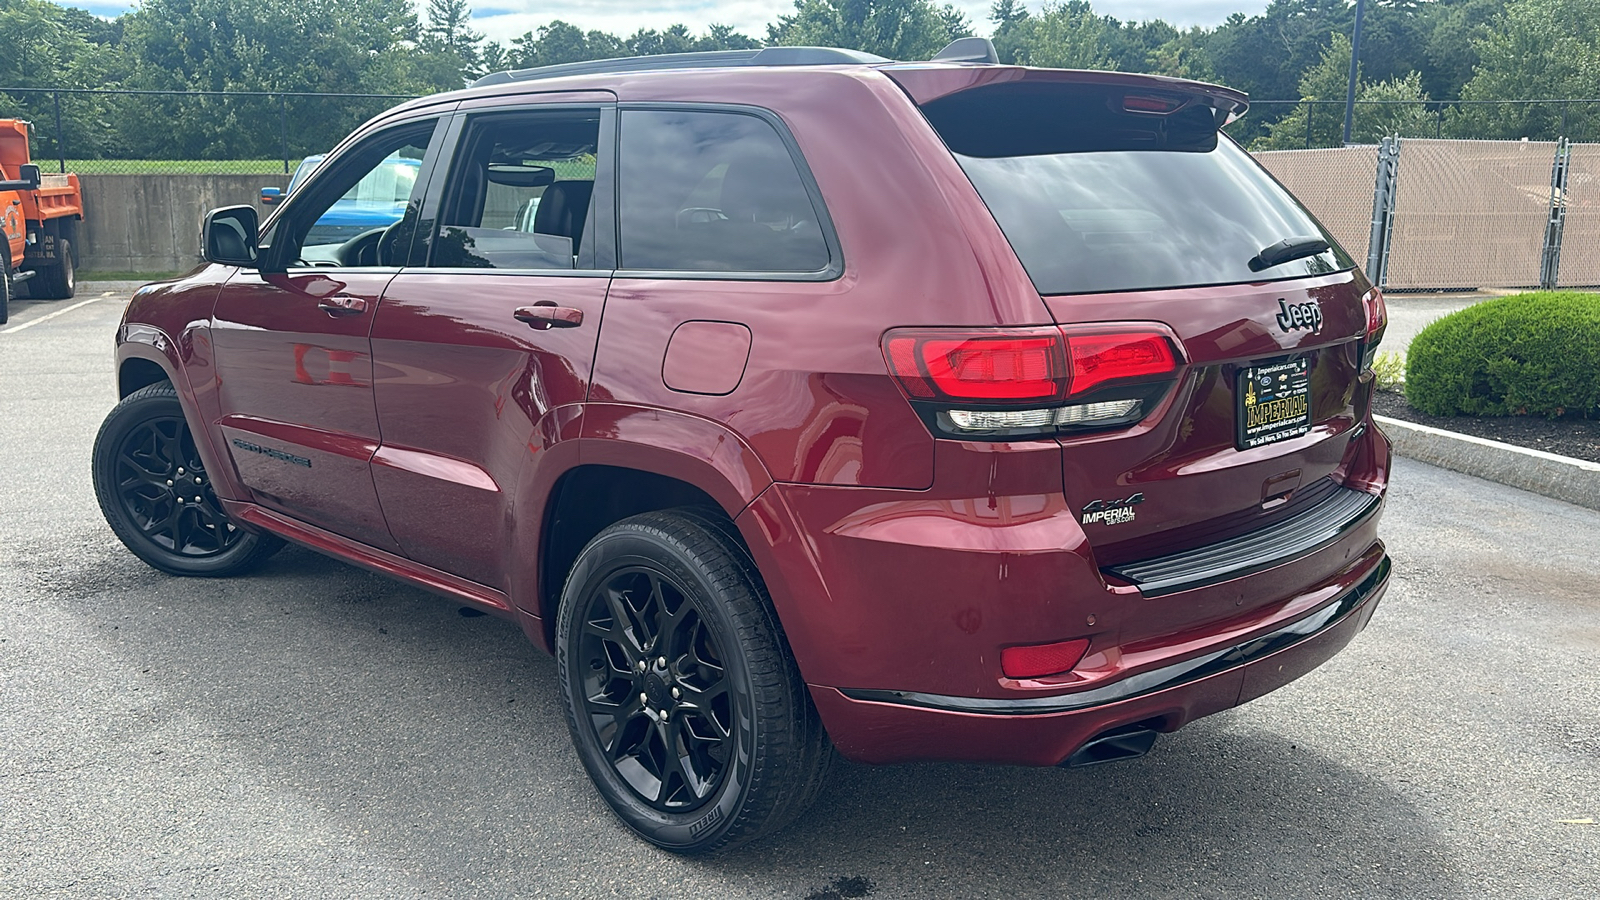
[{"left": 92, "top": 42, "right": 1392, "bottom": 853}]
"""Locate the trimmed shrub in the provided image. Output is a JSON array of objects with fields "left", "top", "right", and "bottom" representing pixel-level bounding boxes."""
[{"left": 1405, "top": 291, "right": 1600, "bottom": 419}]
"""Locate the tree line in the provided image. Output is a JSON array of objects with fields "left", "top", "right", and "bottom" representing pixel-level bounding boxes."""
[{"left": 1, "top": 0, "right": 1595, "bottom": 162}]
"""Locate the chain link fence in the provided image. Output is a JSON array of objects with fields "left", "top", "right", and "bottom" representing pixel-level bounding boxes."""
[
  {"left": 1557, "top": 143, "right": 1600, "bottom": 288},
  {"left": 1384, "top": 139, "right": 1557, "bottom": 290},
  {"left": 1255, "top": 138, "right": 1600, "bottom": 292},
  {"left": 1252, "top": 145, "right": 1379, "bottom": 263},
  {"left": 0, "top": 88, "right": 415, "bottom": 175}
]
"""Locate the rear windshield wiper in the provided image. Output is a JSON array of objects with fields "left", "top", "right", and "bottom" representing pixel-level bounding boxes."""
[{"left": 1249, "top": 236, "right": 1330, "bottom": 272}]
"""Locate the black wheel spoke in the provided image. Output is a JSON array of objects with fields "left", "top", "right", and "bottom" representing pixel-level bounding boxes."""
[
  {"left": 112, "top": 417, "right": 242, "bottom": 558},
  {"left": 574, "top": 562, "right": 737, "bottom": 814}
]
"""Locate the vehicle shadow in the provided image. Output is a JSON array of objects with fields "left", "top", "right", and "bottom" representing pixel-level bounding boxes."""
[{"left": 45, "top": 544, "right": 1459, "bottom": 899}]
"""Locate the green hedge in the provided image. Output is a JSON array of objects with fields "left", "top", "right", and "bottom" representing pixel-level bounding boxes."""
[{"left": 1406, "top": 291, "right": 1600, "bottom": 419}]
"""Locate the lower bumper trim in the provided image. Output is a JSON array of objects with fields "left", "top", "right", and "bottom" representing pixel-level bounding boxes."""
[{"left": 841, "top": 554, "right": 1389, "bottom": 717}]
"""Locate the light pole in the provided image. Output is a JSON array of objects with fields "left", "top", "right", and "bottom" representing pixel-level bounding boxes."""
[{"left": 1342, "top": 0, "right": 1367, "bottom": 145}]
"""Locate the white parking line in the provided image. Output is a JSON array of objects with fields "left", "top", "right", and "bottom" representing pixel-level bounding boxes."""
[{"left": 1, "top": 295, "right": 107, "bottom": 334}]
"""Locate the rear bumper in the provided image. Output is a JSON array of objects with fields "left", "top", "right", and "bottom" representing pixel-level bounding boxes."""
[{"left": 811, "top": 553, "right": 1389, "bottom": 766}]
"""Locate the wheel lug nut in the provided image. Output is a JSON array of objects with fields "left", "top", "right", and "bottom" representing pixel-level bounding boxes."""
[
  {"left": 671, "top": 687, "right": 680, "bottom": 699},
  {"left": 177, "top": 467, "right": 184, "bottom": 475},
  {"left": 639, "top": 693, "right": 649, "bottom": 705},
  {"left": 166, "top": 480, "right": 173, "bottom": 486},
  {"left": 657, "top": 657, "right": 667, "bottom": 668}
]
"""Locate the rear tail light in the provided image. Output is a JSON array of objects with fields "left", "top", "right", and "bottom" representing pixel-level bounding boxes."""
[
  {"left": 883, "top": 329, "right": 1068, "bottom": 402},
  {"left": 1359, "top": 288, "right": 1387, "bottom": 371},
  {"left": 1002, "top": 638, "right": 1091, "bottom": 679},
  {"left": 883, "top": 325, "right": 1183, "bottom": 438}
]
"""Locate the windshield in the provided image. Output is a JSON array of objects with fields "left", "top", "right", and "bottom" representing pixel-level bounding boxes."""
[{"left": 923, "top": 84, "right": 1353, "bottom": 295}]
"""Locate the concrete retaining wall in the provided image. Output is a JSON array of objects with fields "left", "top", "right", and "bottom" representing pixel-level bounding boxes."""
[{"left": 77, "top": 174, "right": 284, "bottom": 273}]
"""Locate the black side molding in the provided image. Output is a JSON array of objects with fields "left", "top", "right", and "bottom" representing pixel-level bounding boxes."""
[{"left": 1104, "top": 485, "right": 1381, "bottom": 597}]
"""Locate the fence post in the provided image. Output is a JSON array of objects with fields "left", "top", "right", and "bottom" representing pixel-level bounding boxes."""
[
  {"left": 1366, "top": 136, "right": 1401, "bottom": 288},
  {"left": 53, "top": 91, "right": 65, "bottom": 173},
  {"left": 1540, "top": 138, "right": 1571, "bottom": 290},
  {"left": 280, "top": 93, "right": 290, "bottom": 175},
  {"left": 1306, "top": 102, "right": 1314, "bottom": 149}
]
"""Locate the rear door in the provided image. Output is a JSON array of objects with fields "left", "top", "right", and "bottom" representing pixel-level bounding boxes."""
[
  {"left": 211, "top": 118, "right": 445, "bottom": 552},
  {"left": 368, "top": 102, "right": 614, "bottom": 590}
]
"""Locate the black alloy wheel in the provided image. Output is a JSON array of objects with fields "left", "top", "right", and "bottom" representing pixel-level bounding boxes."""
[
  {"left": 93, "top": 383, "right": 283, "bottom": 576},
  {"left": 556, "top": 509, "right": 833, "bottom": 853},
  {"left": 576, "top": 563, "right": 735, "bottom": 812}
]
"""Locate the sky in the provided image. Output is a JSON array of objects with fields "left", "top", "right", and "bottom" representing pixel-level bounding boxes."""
[{"left": 61, "top": 2, "right": 1272, "bottom": 44}]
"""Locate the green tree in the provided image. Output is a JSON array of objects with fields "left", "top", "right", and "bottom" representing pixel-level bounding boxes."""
[
  {"left": 1001, "top": 1, "right": 1113, "bottom": 69},
  {"left": 421, "top": 0, "right": 484, "bottom": 83},
  {"left": 1256, "top": 33, "right": 1433, "bottom": 149},
  {"left": 112, "top": 0, "right": 433, "bottom": 159},
  {"left": 0, "top": 0, "right": 122, "bottom": 160},
  {"left": 766, "top": 0, "right": 972, "bottom": 59},
  {"left": 1455, "top": 0, "right": 1600, "bottom": 140}
]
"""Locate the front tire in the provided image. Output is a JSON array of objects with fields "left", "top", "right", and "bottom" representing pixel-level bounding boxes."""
[
  {"left": 92, "top": 383, "right": 283, "bottom": 576},
  {"left": 555, "top": 509, "right": 832, "bottom": 853}
]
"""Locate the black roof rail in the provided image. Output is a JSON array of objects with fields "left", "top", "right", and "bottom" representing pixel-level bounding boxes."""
[{"left": 472, "top": 46, "right": 891, "bottom": 88}]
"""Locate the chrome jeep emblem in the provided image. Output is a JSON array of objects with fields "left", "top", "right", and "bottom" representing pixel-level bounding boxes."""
[{"left": 1276, "top": 298, "right": 1323, "bottom": 333}]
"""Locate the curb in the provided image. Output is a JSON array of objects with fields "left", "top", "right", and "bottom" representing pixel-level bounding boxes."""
[{"left": 1375, "top": 415, "right": 1600, "bottom": 512}]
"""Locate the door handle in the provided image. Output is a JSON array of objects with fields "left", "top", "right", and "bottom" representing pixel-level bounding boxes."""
[
  {"left": 514, "top": 303, "right": 584, "bottom": 330},
  {"left": 317, "top": 295, "right": 368, "bottom": 316}
]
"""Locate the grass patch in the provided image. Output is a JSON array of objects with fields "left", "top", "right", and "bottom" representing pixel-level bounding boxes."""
[{"left": 58, "top": 160, "right": 290, "bottom": 175}]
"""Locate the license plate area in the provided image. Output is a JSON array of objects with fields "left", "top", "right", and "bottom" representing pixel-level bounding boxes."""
[{"left": 1237, "top": 357, "right": 1311, "bottom": 450}]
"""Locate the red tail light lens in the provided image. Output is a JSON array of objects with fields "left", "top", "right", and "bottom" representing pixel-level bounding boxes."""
[
  {"left": 1360, "top": 288, "right": 1388, "bottom": 370},
  {"left": 1002, "top": 638, "right": 1091, "bottom": 679},
  {"left": 883, "top": 329, "right": 1069, "bottom": 403},
  {"left": 1065, "top": 331, "right": 1179, "bottom": 397},
  {"left": 1362, "top": 288, "right": 1387, "bottom": 337}
]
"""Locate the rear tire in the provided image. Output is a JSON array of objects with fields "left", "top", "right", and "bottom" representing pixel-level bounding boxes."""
[
  {"left": 556, "top": 509, "right": 832, "bottom": 853},
  {"left": 33, "top": 237, "right": 76, "bottom": 300},
  {"left": 0, "top": 255, "right": 11, "bottom": 325},
  {"left": 92, "top": 383, "right": 283, "bottom": 576}
]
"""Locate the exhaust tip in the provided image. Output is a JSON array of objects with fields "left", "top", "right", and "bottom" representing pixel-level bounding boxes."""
[{"left": 1062, "top": 723, "right": 1160, "bottom": 768}]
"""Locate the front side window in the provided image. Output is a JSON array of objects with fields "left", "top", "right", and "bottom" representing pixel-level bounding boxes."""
[
  {"left": 428, "top": 111, "right": 601, "bottom": 270},
  {"left": 274, "top": 121, "right": 434, "bottom": 268},
  {"left": 618, "top": 109, "right": 830, "bottom": 274}
]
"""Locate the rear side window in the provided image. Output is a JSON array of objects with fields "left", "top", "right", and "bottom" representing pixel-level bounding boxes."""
[
  {"left": 921, "top": 84, "right": 1353, "bottom": 296},
  {"left": 618, "top": 109, "right": 830, "bottom": 274}
]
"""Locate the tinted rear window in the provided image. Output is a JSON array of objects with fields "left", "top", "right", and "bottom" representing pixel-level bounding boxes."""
[{"left": 922, "top": 84, "right": 1352, "bottom": 295}]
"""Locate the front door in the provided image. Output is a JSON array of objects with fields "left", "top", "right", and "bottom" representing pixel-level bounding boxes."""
[
  {"left": 211, "top": 118, "right": 444, "bottom": 552},
  {"left": 369, "top": 105, "right": 613, "bottom": 589}
]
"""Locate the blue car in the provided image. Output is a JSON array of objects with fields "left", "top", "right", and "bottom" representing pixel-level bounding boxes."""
[{"left": 260, "top": 154, "right": 420, "bottom": 249}]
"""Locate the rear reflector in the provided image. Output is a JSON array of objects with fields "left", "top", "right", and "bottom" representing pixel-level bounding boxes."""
[
  {"left": 1002, "top": 638, "right": 1091, "bottom": 679},
  {"left": 1065, "top": 331, "right": 1178, "bottom": 397}
]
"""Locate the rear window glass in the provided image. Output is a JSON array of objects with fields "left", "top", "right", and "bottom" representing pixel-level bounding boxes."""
[{"left": 921, "top": 84, "right": 1352, "bottom": 296}]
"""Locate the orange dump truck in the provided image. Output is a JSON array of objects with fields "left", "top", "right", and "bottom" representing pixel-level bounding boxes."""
[{"left": 1, "top": 119, "right": 83, "bottom": 324}]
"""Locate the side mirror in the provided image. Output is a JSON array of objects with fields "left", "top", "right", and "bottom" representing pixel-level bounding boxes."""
[
  {"left": 201, "top": 205, "right": 260, "bottom": 267},
  {"left": 18, "top": 164, "right": 40, "bottom": 189},
  {"left": 260, "top": 186, "right": 283, "bottom": 205}
]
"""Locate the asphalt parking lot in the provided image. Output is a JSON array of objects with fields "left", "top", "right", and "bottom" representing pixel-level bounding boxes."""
[{"left": 2, "top": 288, "right": 1596, "bottom": 899}]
